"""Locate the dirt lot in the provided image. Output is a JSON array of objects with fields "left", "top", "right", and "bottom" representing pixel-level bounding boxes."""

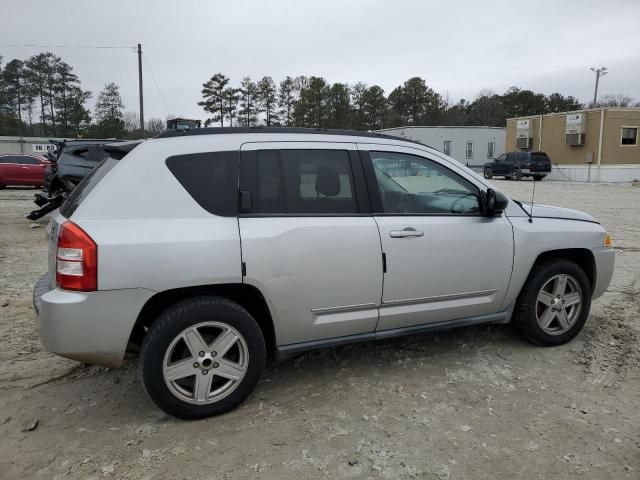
[{"left": 0, "top": 180, "right": 638, "bottom": 479}]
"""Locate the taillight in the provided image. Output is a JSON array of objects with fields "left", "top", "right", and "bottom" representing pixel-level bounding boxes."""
[{"left": 56, "top": 221, "right": 97, "bottom": 291}]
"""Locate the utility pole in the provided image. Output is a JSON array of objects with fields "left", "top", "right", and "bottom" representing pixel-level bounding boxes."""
[
  {"left": 138, "top": 43, "right": 144, "bottom": 132},
  {"left": 590, "top": 67, "right": 607, "bottom": 107}
]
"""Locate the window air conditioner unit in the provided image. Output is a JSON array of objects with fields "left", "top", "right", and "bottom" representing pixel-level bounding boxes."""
[
  {"left": 565, "top": 133, "right": 585, "bottom": 146},
  {"left": 517, "top": 136, "right": 532, "bottom": 149},
  {"left": 516, "top": 119, "right": 533, "bottom": 150},
  {"left": 565, "top": 113, "right": 586, "bottom": 146}
]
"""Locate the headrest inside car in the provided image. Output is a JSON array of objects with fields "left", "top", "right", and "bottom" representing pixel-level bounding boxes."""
[{"left": 315, "top": 166, "right": 341, "bottom": 197}]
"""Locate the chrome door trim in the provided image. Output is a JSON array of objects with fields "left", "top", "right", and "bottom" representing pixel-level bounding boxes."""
[
  {"left": 311, "top": 302, "right": 378, "bottom": 314},
  {"left": 381, "top": 289, "right": 497, "bottom": 307}
]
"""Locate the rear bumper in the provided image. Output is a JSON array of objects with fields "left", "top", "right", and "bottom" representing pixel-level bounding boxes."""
[
  {"left": 520, "top": 168, "right": 550, "bottom": 176},
  {"left": 592, "top": 246, "right": 615, "bottom": 299},
  {"left": 34, "top": 276, "right": 155, "bottom": 367}
]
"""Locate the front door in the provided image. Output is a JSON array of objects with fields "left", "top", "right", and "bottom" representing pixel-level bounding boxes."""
[
  {"left": 359, "top": 144, "right": 514, "bottom": 332},
  {"left": 238, "top": 142, "right": 383, "bottom": 346},
  {"left": 492, "top": 154, "right": 509, "bottom": 176}
]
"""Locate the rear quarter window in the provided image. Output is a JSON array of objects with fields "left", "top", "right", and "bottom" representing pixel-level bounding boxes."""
[
  {"left": 165, "top": 151, "right": 239, "bottom": 217},
  {"left": 532, "top": 152, "right": 551, "bottom": 163}
]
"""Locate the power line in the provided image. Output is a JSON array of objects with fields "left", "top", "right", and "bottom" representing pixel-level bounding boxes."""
[
  {"left": 0, "top": 43, "right": 135, "bottom": 50},
  {"left": 141, "top": 52, "right": 170, "bottom": 116}
]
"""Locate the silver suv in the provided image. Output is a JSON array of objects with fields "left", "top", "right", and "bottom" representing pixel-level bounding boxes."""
[{"left": 34, "top": 128, "right": 615, "bottom": 419}]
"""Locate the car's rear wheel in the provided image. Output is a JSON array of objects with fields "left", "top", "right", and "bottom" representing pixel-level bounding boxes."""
[
  {"left": 533, "top": 175, "right": 544, "bottom": 181},
  {"left": 483, "top": 167, "right": 493, "bottom": 179},
  {"left": 512, "top": 259, "right": 591, "bottom": 346},
  {"left": 140, "top": 296, "right": 266, "bottom": 419},
  {"left": 511, "top": 169, "right": 522, "bottom": 181}
]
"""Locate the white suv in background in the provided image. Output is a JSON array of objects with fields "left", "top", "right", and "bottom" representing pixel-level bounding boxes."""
[{"left": 34, "top": 128, "right": 614, "bottom": 419}]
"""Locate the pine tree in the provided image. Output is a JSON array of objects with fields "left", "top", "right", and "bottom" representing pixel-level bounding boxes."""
[
  {"left": 90, "top": 82, "right": 125, "bottom": 137},
  {"left": 198, "top": 73, "right": 229, "bottom": 127},
  {"left": 238, "top": 77, "right": 258, "bottom": 127},
  {"left": 222, "top": 87, "right": 240, "bottom": 127},
  {"left": 277, "top": 76, "right": 296, "bottom": 126},
  {"left": 256, "top": 76, "right": 278, "bottom": 126}
]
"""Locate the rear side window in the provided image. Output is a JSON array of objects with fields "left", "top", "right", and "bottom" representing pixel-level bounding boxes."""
[
  {"left": 252, "top": 149, "right": 357, "bottom": 215},
  {"left": 531, "top": 152, "right": 550, "bottom": 163},
  {"left": 60, "top": 157, "right": 119, "bottom": 218},
  {"left": 166, "top": 151, "right": 238, "bottom": 216}
]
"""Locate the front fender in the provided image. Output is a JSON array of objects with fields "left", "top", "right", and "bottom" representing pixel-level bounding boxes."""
[{"left": 501, "top": 217, "right": 607, "bottom": 311}]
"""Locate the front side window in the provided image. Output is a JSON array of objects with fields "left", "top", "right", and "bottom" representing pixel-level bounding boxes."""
[
  {"left": 370, "top": 151, "right": 481, "bottom": 215},
  {"left": 255, "top": 149, "right": 357, "bottom": 214},
  {"left": 621, "top": 127, "right": 638, "bottom": 146},
  {"left": 443, "top": 140, "right": 452, "bottom": 156},
  {"left": 487, "top": 141, "right": 495, "bottom": 159},
  {"left": 465, "top": 142, "right": 474, "bottom": 160},
  {"left": 495, "top": 153, "right": 507, "bottom": 162}
]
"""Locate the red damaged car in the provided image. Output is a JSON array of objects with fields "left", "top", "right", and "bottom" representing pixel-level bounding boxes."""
[{"left": 0, "top": 154, "right": 49, "bottom": 188}]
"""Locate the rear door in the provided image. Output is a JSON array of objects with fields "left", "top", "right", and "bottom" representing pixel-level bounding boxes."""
[
  {"left": 238, "top": 142, "right": 383, "bottom": 347},
  {"left": 492, "top": 154, "right": 508, "bottom": 175}
]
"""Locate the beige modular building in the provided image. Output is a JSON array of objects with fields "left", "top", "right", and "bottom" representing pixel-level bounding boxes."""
[{"left": 506, "top": 108, "right": 640, "bottom": 182}]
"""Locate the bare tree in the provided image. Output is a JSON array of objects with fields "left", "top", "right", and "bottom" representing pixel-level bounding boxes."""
[
  {"left": 123, "top": 111, "right": 139, "bottom": 133},
  {"left": 146, "top": 117, "right": 164, "bottom": 133},
  {"left": 597, "top": 94, "right": 634, "bottom": 107}
]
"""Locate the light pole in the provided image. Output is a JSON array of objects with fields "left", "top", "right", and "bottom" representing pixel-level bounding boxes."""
[{"left": 590, "top": 67, "right": 607, "bottom": 107}]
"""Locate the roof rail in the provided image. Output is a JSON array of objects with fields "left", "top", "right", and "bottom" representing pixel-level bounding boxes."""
[{"left": 154, "top": 126, "right": 433, "bottom": 148}]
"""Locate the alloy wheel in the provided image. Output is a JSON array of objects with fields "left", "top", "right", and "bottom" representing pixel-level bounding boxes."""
[
  {"left": 162, "top": 321, "right": 249, "bottom": 404},
  {"left": 535, "top": 274, "right": 583, "bottom": 335}
]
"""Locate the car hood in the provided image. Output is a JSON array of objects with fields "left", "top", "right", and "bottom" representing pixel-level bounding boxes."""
[{"left": 516, "top": 202, "right": 597, "bottom": 223}]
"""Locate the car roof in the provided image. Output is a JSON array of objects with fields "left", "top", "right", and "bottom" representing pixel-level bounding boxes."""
[
  {"left": 506, "top": 151, "right": 548, "bottom": 155},
  {"left": 155, "top": 126, "right": 434, "bottom": 149}
]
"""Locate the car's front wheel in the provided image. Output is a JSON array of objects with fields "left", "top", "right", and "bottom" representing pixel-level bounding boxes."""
[
  {"left": 483, "top": 167, "right": 493, "bottom": 179},
  {"left": 511, "top": 169, "right": 523, "bottom": 181},
  {"left": 513, "top": 259, "right": 591, "bottom": 346},
  {"left": 140, "top": 296, "right": 266, "bottom": 419}
]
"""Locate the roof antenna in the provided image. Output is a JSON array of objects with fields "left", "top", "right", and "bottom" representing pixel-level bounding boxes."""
[{"left": 528, "top": 176, "right": 536, "bottom": 223}]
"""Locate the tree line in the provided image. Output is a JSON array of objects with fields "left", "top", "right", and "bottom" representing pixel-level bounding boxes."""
[
  {"left": 199, "top": 74, "right": 639, "bottom": 130},
  {"left": 2, "top": 51, "right": 638, "bottom": 140},
  {"left": 0, "top": 52, "right": 164, "bottom": 139}
]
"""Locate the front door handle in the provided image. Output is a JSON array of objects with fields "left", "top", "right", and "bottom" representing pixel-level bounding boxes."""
[{"left": 390, "top": 227, "right": 424, "bottom": 238}]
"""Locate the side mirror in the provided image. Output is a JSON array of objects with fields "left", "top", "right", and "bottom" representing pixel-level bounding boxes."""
[{"left": 483, "top": 188, "right": 509, "bottom": 216}]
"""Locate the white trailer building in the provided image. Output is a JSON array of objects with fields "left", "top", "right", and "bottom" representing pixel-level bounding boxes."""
[{"left": 376, "top": 126, "right": 506, "bottom": 169}]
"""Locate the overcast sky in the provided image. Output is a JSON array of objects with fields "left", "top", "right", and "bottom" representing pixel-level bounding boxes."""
[{"left": 3, "top": 0, "right": 639, "bottom": 121}]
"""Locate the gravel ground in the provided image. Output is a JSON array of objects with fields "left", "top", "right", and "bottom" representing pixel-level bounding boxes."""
[{"left": 0, "top": 180, "right": 638, "bottom": 480}]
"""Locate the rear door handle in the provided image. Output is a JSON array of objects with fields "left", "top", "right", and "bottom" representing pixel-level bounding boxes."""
[{"left": 390, "top": 227, "right": 424, "bottom": 238}]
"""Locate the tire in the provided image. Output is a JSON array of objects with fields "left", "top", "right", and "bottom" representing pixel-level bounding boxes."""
[
  {"left": 533, "top": 175, "right": 544, "bottom": 181},
  {"left": 511, "top": 169, "right": 522, "bottom": 181},
  {"left": 483, "top": 168, "right": 493, "bottom": 179},
  {"left": 512, "top": 259, "right": 592, "bottom": 346},
  {"left": 140, "top": 296, "right": 266, "bottom": 419}
]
